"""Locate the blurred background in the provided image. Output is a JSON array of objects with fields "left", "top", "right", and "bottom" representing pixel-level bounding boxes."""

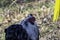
[{"left": 0, "top": 0, "right": 60, "bottom": 40}]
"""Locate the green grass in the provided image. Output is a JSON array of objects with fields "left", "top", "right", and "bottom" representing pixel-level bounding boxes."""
[
  {"left": 0, "top": 8, "right": 3, "bottom": 14},
  {"left": 0, "top": 16, "right": 3, "bottom": 22}
]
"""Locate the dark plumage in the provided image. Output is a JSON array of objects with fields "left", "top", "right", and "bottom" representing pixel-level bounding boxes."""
[{"left": 5, "top": 24, "right": 31, "bottom": 40}]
